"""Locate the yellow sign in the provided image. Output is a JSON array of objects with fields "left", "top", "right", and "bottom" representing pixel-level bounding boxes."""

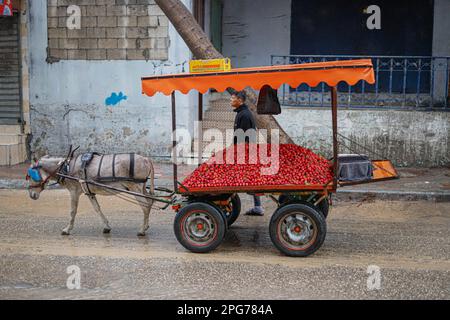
[{"left": 189, "top": 58, "right": 231, "bottom": 73}]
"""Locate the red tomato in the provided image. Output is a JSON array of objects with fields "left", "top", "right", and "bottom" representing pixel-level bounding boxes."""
[{"left": 183, "top": 144, "right": 333, "bottom": 189}]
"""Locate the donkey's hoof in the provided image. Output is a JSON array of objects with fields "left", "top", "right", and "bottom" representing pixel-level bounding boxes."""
[
  {"left": 61, "top": 230, "right": 70, "bottom": 236},
  {"left": 137, "top": 232, "right": 146, "bottom": 237},
  {"left": 103, "top": 228, "right": 111, "bottom": 234}
]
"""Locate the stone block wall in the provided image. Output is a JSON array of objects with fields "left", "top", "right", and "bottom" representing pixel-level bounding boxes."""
[{"left": 46, "top": 0, "right": 169, "bottom": 61}]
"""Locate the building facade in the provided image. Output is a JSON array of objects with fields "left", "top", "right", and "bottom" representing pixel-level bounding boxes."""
[
  {"left": 1, "top": 0, "right": 197, "bottom": 165},
  {"left": 0, "top": 0, "right": 449, "bottom": 167}
]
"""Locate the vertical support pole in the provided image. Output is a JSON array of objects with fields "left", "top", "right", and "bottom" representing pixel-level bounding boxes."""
[
  {"left": 171, "top": 92, "right": 178, "bottom": 193},
  {"left": 198, "top": 92, "right": 203, "bottom": 167},
  {"left": 331, "top": 87, "right": 339, "bottom": 190}
]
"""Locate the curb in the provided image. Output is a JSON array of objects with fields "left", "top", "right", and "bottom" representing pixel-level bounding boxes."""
[
  {"left": 335, "top": 189, "right": 450, "bottom": 202},
  {"left": 0, "top": 179, "right": 28, "bottom": 190},
  {"left": 0, "top": 179, "right": 61, "bottom": 190}
]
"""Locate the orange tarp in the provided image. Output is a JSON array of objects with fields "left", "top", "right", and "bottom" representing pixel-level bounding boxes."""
[{"left": 142, "top": 59, "right": 375, "bottom": 97}]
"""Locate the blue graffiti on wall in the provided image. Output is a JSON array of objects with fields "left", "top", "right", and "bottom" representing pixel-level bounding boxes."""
[{"left": 105, "top": 92, "right": 128, "bottom": 106}]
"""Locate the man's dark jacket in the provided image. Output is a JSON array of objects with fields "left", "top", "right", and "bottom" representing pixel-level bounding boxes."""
[{"left": 233, "top": 104, "right": 256, "bottom": 144}]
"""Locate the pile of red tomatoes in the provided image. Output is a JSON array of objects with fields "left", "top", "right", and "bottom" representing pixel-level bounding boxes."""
[{"left": 182, "top": 144, "right": 333, "bottom": 189}]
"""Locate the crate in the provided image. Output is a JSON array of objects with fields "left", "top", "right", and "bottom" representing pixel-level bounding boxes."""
[{"left": 189, "top": 58, "right": 231, "bottom": 73}]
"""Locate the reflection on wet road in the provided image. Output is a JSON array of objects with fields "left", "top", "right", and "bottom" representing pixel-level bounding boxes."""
[{"left": 0, "top": 189, "right": 449, "bottom": 299}]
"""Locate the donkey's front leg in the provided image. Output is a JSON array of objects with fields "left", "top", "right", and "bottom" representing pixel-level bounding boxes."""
[
  {"left": 62, "top": 190, "right": 81, "bottom": 235},
  {"left": 87, "top": 195, "right": 112, "bottom": 234}
]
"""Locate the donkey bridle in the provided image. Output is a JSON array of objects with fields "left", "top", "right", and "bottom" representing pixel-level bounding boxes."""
[
  {"left": 26, "top": 146, "right": 79, "bottom": 191},
  {"left": 26, "top": 161, "right": 66, "bottom": 191}
]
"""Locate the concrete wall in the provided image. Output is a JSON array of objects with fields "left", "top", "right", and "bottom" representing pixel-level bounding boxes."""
[
  {"left": 28, "top": 0, "right": 195, "bottom": 158},
  {"left": 276, "top": 108, "right": 450, "bottom": 167},
  {"left": 46, "top": 1, "right": 169, "bottom": 61},
  {"left": 222, "top": 0, "right": 291, "bottom": 68}
]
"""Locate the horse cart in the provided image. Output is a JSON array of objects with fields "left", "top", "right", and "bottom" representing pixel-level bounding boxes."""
[
  {"left": 140, "top": 59, "right": 398, "bottom": 257},
  {"left": 26, "top": 59, "right": 397, "bottom": 257}
]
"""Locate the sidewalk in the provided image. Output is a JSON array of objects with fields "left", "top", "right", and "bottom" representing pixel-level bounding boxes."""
[{"left": 2, "top": 161, "right": 449, "bottom": 202}]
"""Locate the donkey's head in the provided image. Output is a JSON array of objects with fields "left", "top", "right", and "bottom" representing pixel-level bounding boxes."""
[{"left": 26, "top": 156, "right": 64, "bottom": 200}]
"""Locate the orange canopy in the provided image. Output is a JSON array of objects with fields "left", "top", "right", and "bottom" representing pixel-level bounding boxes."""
[{"left": 141, "top": 59, "right": 375, "bottom": 97}]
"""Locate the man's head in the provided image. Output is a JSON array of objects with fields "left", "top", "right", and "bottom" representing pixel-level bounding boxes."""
[{"left": 230, "top": 91, "right": 246, "bottom": 109}]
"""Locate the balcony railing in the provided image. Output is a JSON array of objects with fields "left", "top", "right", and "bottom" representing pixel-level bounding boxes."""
[{"left": 271, "top": 55, "right": 450, "bottom": 110}]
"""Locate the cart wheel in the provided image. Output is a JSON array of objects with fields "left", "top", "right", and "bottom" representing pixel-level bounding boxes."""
[
  {"left": 225, "top": 194, "right": 241, "bottom": 227},
  {"left": 174, "top": 202, "right": 226, "bottom": 253},
  {"left": 269, "top": 203, "right": 326, "bottom": 257},
  {"left": 204, "top": 201, "right": 229, "bottom": 232}
]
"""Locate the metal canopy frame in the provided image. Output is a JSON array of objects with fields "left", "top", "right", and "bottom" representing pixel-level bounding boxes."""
[
  {"left": 142, "top": 60, "right": 377, "bottom": 194},
  {"left": 141, "top": 59, "right": 375, "bottom": 97}
]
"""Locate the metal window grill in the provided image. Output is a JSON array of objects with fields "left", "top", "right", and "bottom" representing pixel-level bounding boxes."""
[{"left": 271, "top": 55, "right": 450, "bottom": 111}]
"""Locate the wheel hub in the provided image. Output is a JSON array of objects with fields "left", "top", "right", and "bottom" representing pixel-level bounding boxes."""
[
  {"left": 282, "top": 214, "right": 314, "bottom": 245},
  {"left": 185, "top": 213, "right": 214, "bottom": 242}
]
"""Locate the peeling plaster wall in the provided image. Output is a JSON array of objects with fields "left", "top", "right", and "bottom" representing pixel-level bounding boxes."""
[
  {"left": 27, "top": 0, "right": 194, "bottom": 158},
  {"left": 276, "top": 108, "right": 450, "bottom": 167}
]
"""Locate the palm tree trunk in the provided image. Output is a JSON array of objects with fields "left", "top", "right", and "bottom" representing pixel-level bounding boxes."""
[{"left": 154, "top": 0, "right": 294, "bottom": 144}]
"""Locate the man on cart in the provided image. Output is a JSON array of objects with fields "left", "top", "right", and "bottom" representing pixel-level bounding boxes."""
[
  {"left": 230, "top": 90, "right": 264, "bottom": 216},
  {"left": 141, "top": 58, "right": 387, "bottom": 257}
]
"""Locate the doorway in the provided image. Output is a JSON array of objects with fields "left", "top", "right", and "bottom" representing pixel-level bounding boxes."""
[{"left": 0, "top": 12, "right": 21, "bottom": 125}]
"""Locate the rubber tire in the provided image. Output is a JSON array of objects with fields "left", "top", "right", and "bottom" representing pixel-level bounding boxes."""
[
  {"left": 203, "top": 201, "right": 229, "bottom": 233},
  {"left": 174, "top": 202, "right": 226, "bottom": 253},
  {"left": 269, "top": 203, "right": 327, "bottom": 257},
  {"left": 225, "top": 194, "right": 241, "bottom": 227}
]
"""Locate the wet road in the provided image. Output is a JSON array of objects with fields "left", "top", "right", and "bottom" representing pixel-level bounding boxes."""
[{"left": 0, "top": 189, "right": 449, "bottom": 299}]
